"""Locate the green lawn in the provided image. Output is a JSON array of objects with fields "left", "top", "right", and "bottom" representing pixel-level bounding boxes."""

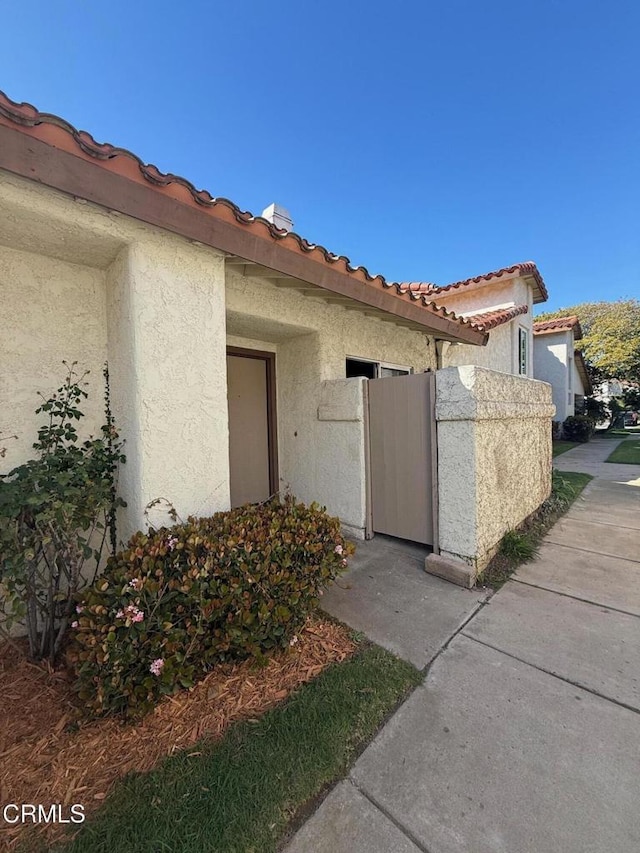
[
  {"left": 552, "top": 440, "right": 580, "bottom": 457},
  {"left": 54, "top": 644, "right": 420, "bottom": 853},
  {"left": 605, "top": 439, "right": 640, "bottom": 464},
  {"left": 555, "top": 471, "right": 593, "bottom": 493},
  {"left": 594, "top": 428, "right": 640, "bottom": 438}
]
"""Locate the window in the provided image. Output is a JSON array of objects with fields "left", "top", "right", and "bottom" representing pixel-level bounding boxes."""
[
  {"left": 518, "top": 328, "right": 528, "bottom": 375},
  {"left": 379, "top": 362, "right": 411, "bottom": 378},
  {"left": 346, "top": 358, "right": 411, "bottom": 379},
  {"left": 346, "top": 358, "right": 377, "bottom": 379}
]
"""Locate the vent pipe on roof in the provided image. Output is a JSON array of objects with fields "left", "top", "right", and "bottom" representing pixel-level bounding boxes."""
[{"left": 261, "top": 203, "right": 294, "bottom": 232}]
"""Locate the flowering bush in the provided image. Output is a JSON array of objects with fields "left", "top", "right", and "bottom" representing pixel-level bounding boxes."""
[{"left": 67, "top": 496, "right": 354, "bottom": 718}]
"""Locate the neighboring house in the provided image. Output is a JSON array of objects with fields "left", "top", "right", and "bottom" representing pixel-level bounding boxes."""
[
  {"left": 399, "top": 263, "right": 548, "bottom": 378},
  {"left": 532, "top": 316, "right": 592, "bottom": 425},
  {"left": 0, "top": 91, "right": 556, "bottom": 584}
]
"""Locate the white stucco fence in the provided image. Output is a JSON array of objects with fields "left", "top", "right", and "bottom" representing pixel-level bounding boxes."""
[{"left": 428, "top": 365, "right": 555, "bottom": 585}]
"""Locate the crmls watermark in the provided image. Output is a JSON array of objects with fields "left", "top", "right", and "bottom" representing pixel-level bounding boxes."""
[{"left": 2, "top": 804, "right": 85, "bottom": 824}]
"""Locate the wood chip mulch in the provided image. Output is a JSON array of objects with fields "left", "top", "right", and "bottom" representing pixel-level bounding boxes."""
[{"left": 0, "top": 618, "right": 356, "bottom": 851}]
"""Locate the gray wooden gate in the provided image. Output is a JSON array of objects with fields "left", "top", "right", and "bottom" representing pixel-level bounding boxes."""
[{"left": 367, "top": 372, "right": 437, "bottom": 546}]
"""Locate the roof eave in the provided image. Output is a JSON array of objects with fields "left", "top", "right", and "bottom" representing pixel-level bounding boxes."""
[{"left": 0, "top": 119, "right": 486, "bottom": 347}]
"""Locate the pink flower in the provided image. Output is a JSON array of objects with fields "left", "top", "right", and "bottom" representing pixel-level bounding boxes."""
[
  {"left": 166, "top": 536, "right": 179, "bottom": 551},
  {"left": 150, "top": 658, "right": 165, "bottom": 676},
  {"left": 71, "top": 620, "right": 79, "bottom": 628},
  {"left": 334, "top": 544, "right": 343, "bottom": 555},
  {"left": 128, "top": 578, "right": 143, "bottom": 591},
  {"left": 75, "top": 604, "right": 84, "bottom": 614},
  {"left": 116, "top": 604, "right": 144, "bottom": 623},
  {"left": 341, "top": 559, "right": 348, "bottom": 567}
]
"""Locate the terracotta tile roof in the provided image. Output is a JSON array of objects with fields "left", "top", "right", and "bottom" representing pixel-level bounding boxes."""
[
  {"left": 574, "top": 349, "right": 593, "bottom": 395},
  {"left": 462, "top": 304, "right": 529, "bottom": 331},
  {"left": 398, "top": 262, "right": 548, "bottom": 304},
  {"left": 533, "top": 316, "right": 583, "bottom": 339},
  {"left": 0, "top": 91, "right": 487, "bottom": 346}
]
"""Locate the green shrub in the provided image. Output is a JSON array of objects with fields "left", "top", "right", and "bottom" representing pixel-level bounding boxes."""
[
  {"left": 67, "top": 496, "right": 353, "bottom": 719},
  {"left": 499, "top": 529, "right": 537, "bottom": 561},
  {"left": 562, "top": 414, "right": 594, "bottom": 442}
]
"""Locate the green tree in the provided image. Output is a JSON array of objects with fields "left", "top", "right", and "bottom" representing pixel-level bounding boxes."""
[{"left": 536, "top": 299, "right": 640, "bottom": 383}]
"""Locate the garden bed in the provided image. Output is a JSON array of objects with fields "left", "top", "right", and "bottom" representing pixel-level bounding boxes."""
[{"left": 0, "top": 617, "right": 355, "bottom": 852}]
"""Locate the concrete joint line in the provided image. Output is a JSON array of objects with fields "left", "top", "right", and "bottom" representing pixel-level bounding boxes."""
[
  {"left": 566, "top": 517, "right": 640, "bottom": 532},
  {"left": 419, "top": 593, "right": 494, "bottom": 677},
  {"left": 512, "top": 577, "right": 640, "bottom": 618},
  {"left": 348, "top": 778, "right": 435, "bottom": 853},
  {"left": 461, "top": 633, "right": 640, "bottom": 717},
  {"left": 542, "top": 538, "right": 640, "bottom": 564}
]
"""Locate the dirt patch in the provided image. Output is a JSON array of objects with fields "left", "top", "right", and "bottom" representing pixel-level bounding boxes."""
[{"left": 0, "top": 618, "right": 356, "bottom": 851}]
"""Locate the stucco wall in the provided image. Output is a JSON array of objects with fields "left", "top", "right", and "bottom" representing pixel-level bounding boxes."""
[
  {"left": 573, "top": 359, "right": 587, "bottom": 397},
  {"left": 435, "top": 365, "right": 554, "bottom": 577},
  {"left": 225, "top": 270, "right": 437, "bottom": 533},
  {"left": 1, "top": 171, "right": 230, "bottom": 543},
  {"left": 437, "top": 278, "right": 534, "bottom": 377},
  {"left": 316, "top": 379, "right": 368, "bottom": 536},
  {"left": 0, "top": 244, "right": 107, "bottom": 474},
  {"left": 443, "top": 322, "right": 513, "bottom": 374},
  {"left": 107, "top": 240, "right": 229, "bottom": 540},
  {"left": 533, "top": 330, "right": 572, "bottom": 422}
]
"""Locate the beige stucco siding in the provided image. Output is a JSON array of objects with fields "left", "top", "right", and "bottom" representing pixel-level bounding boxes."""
[
  {"left": 225, "top": 270, "right": 437, "bottom": 532},
  {"left": 435, "top": 366, "right": 554, "bottom": 576},
  {"left": 0, "top": 244, "right": 108, "bottom": 472},
  {"left": 225, "top": 270, "right": 436, "bottom": 377},
  {"left": 107, "top": 240, "right": 229, "bottom": 539},
  {"left": 443, "top": 323, "right": 514, "bottom": 374},
  {"left": 437, "top": 278, "right": 534, "bottom": 377},
  {"left": 1, "top": 172, "right": 231, "bottom": 541},
  {"left": 573, "top": 360, "right": 587, "bottom": 397},
  {"left": 533, "top": 330, "right": 573, "bottom": 422}
]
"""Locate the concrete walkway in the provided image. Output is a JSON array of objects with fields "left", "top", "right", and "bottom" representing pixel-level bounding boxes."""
[{"left": 285, "top": 439, "right": 640, "bottom": 853}]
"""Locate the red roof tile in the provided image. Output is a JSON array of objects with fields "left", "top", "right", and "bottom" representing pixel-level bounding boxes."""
[
  {"left": 463, "top": 304, "right": 529, "bottom": 331},
  {"left": 533, "top": 316, "right": 583, "bottom": 339},
  {"left": 398, "top": 262, "right": 548, "bottom": 304},
  {"left": 0, "top": 91, "right": 488, "bottom": 345}
]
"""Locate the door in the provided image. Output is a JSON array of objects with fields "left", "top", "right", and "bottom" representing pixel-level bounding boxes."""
[
  {"left": 227, "top": 349, "right": 277, "bottom": 508},
  {"left": 367, "top": 372, "right": 436, "bottom": 545}
]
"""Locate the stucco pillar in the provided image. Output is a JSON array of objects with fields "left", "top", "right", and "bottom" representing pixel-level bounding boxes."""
[
  {"left": 426, "top": 366, "right": 555, "bottom": 586},
  {"left": 315, "top": 378, "right": 368, "bottom": 538},
  {"left": 106, "top": 238, "right": 229, "bottom": 541}
]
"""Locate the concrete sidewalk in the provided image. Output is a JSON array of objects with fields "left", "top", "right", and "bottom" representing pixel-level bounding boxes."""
[
  {"left": 285, "top": 441, "right": 640, "bottom": 853},
  {"left": 553, "top": 433, "right": 640, "bottom": 483},
  {"left": 319, "top": 535, "right": 488, "bottom": 670}
]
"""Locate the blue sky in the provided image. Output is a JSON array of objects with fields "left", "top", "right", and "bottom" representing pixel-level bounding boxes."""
[{"left": 1, "top": 0, "right": 639, "bottom": 311}]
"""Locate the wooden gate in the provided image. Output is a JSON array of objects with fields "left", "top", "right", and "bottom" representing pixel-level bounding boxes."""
[{"left": 367, "top": 372, "right": 437, "bottom": 546}]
